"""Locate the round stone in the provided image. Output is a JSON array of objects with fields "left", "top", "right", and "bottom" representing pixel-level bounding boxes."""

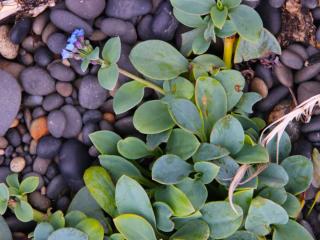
[
  {"left": 66, "top": 0, "right": 106, "bottom": 19},
  {"left": 42, "top": 93, "right": 64, "bottom": 111},
  {"left": 79, "top": 75, "right": 108, "bottom": 109},
  {"left": 36, "top": 136, "right": 62, "bottom": 159},
  {"left": 0, "top": 25, "right": 19, "bottom": 59},
  {"left": 47, "top": 33, "right": 67, "bottom": 54},
  {"left": 47, "top": 61, "right": 76, "bottom": 82},
  {"left": 56, "top": 82, "right": 73, "bottom": 97},
  {"left": 106, "top": 0, "right": 152, "bottom": 20},
  {"left": 61, "top": 105, "right": 82, "bottom": 138},
  {"left": 48, "top": 110, "right": 67, "bottom": 138},
  {"left": 20, "top": 67, "right": 55, "bottom": 96},
  {"left": 10, "top": 157, "right": 26, "bottom": 173}
]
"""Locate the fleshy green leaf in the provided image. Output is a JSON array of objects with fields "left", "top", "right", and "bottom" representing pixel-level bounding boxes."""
[
  {"left": 259, "top": 187, "right": 287, "bottom": 205},
  {"left": 201, "top": 201, "right": 243, "bottom": 239},
  {"left": 114, "top": 214, "right": 157, "bottom": 240},
  {"left": 0, "top": 215, "right": 12, "bottom": 240},
  {"left": 146, "top": 130, "right": 172, "bottom": 150},
  {"left": 110, "top": 233, "right": 126, "bottom": 240},
  {"left": 195, "top": 76, "right": 227, "bottom": 135},
  {"left": 117, "top": 137, "right": 153, "bottom": 160},
  {"left": 6, "top": 174, "right": 19, "bottom": 188},
  {"left": 169, "top": 219, "right": 210, "bottom": 240},
  {"left": 194, "top": 161, "right": 220, "bottom": 184},
  {"left": 163, "top": 77, "right": 194, "bottom": 100},
  {"left": 89, "top": 130, "right": 122, "bottom": 155},
  {"left": 235, "top": 92, "right": 262, "bottom": 114},
  {"left": 14, "top": 200, "right": 33, "bottom": 222},
  {"left": 167, "top": 98, "right": 204, "bottom": 136},
  {"left": 155, "top": 185, "right": 195, "bottom": 217},
  {"left": 258, "top": 163, "right": 289, "bottom": 188},
  {"left": 192, "top": 143, "right": 229, "bottom": 162},
  {"left": 235, "top": 144, "right": 269, "bottom": 164},
  {"left": 226, "top": 231, "right": 258, "bottom": 240},
  {"left": 281, "top": 193, "right": 300, "bottom": 218},
  {"left": 215, "top": 156, "right": 239, "bottom": 186},
  {"left": 176, "top": 178, "right": 208, "bottom": 210},
  {"left": 133, "top": 100, "right": 175, "bottom": 134},
  {"left": 129, "top": 40, "right": 189, "bottom": 80},
  {"left": 210, "top": 115, "right": 244, "bottom": 154},
  {"left": 65, "top": 211, "right": 87, "bottom": 228},
  {"left": 172, "top": 211, "right": 202, "bottom": 229},
  {"left": 99, "top": 155, "right": 145, "bottom": 183},
  {"left": 214, "top": 70, "right": 245, "bottom": 110},
  {"left": 0, "top": 183, "right": 9, "bottom": 214},
  {"left": 211, "top": 5, "right": 228, "bottom": 29},
  {"left": 152, "top": 154, "right": 193, "bottom": 185},
  {"left": 231, "top": 189, "right": 254, "bottom": 216},
  {"left": 229, "top": 5, "right": 263, "bottom": 42},
  {"left": 192, "top": 35, "right": 211, "bottom": 55},
  {"left": 113, "top": 81, "right": 145, "bottom": 115},
  {"left": 34, "top": 222, "right": 54, "bottom": 240},
  {"left": 48, "top": 228, "right": 88, "bottom": 240},
  {"left": 98, "top": 64, "right": 119, "bottom": 90},
  {"left": 84, "top": 167, "right": 117, "bottom": 217},
  {"left": 215, "top": 20, "right": 237, "bottom": 38},
  {"left": 170, "top": 0, "right": 213, "bottom": 15},
  {"left": 191, "top": 54, "right": 225, "bottom": 79},
  {"left": 273, "top": 220, "right": 314, "bottom": 240},
  {"left": 266, "top": 131, "right": 291, "bottom": 163},
  {"left": 173, "top": 8, "right": 206, "bottom": 28},
  {"left": 49, "top": 210, "right": 65, "bottom": 229},
  {"left": 222, "top": 0, "right": 241, "bottom": 8},
  {"left": 81, "top": 58, "right": 90, "bottom": 72},
  {"left": 166, "top": 129, "right": 200, "bottom": 160},
  {"left": 102, "top": 37, "right": 121, "bottom": 63},
  {"left": 76, "top": 218, "right": 104, "bottom": 240},
  {"left": 153, "top": 202, "right": 174, "bottom": 232},
  {"left": 19, "top": 176, "right": 39, "bottom": 194},
  {"left": 281, "top": 155, "right": 313, "bottom": 195},
  {"left": 180, "top": 28, "right": 204, "bottom": 57},
  {"left": 116, "top": 176, "right": 156, "bottom": 226},
  {"left": 234, "top": 28, "right": 281, "bottom": 63},
  {"left": 245, "top": 197, "right": 288, "bottom": 236}
]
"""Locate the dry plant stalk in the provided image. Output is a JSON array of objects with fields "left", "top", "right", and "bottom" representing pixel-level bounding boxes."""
[
  {"left": 0, "top": 0, "right": 55, "bottom": 21},
  {"left": 228, "top": 93, "right": 320, "bottom": 213}
]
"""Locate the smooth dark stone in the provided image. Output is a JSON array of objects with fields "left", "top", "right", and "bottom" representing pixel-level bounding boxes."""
[
  {"left": 138, "top": 15, "right": 155, "bottom": 40},
  {"left": 46, "top": 174, "right": 68, "bottom": 200},
  {"left": 46, "top": 163, "right": 59, "bottom": 179},
  {"left": 307, "top": 131, "right": 320, "bottom": 142},
  {"left": 302, "top": 0, "right": 318, "bottom": 9},
  {"left": 48, "top": 110, "right": 67, "bottom": 138},
  {"left": 151, "top": 1, "right": 178, "bottom": 41},
  {"left": 257, "top": 1, "right": 281, "bottom": 35},
  {"left": 0, "top": 70, "right": 21, "bottom": 136},
  {"left": 302, "top": 115, "right": 320, "bottom": 133},
  {"left": 33, "top": 157, "right": 51, "bottom": 175},
  {"left": 294, "top": 63, "right": 320, "bottom": 83},
  {"left": 317, "top": 27, "right": 320, "bottom": 42},
  {"left": 6, "top": 216, "right": 36, "bottom": 233},
  {"left": 57, "top": 196, "right": 70, "bottom": 212},
  {"left": 242, "top": 0, "right": 260, "bottom": 8},
  {"left": 297, "top": 81, "right": 320, "bottom": 103},
  {"left": 106, "top": 0, "right": 152, "bottom": 20},
  {"left": 47, "top": 61, "right": 76, "bottom": 82},
  {"left": 279, "top": 50, "right": 304, "bottom": 70},
  {"left": 47, "top": 33, "right": 67, "bottom": 54},
  {"left": 114, "top": 116, "right": 138, "bottom": 136},
  {"left": 273, "top": 63, "right": 293, "bottom": 88},
  {"left": 23, "top": 95, "right": 43, "bottom": 107},
  {"left": 37, "top": 136, "right": 62, "bottom": 159},
  {"left": 43, "top": 93, "right": 64, "bottom": 111},
  {"left": 255, "top": 86, "right": 289, "bottom": 112},
  {"left": 32, "top": 107, "right": 46, "bottom": 119},
  {"left": 28, "top": 191, "right": 51, "bottom": 212},
  {"left": 10, "top": 18, "right": 32, "bottom": 44},
  {"left": 70, "top": 59, "right": 89, "bottom": 76},
  {"left": 292, "top": 137, "right": 312, "bottom": 159},
  {"left": 118, "top": 44, "right": 139, "bottom": 82},
  {"left": 66, "top": 0, "right": 105, "bottom": 19},
  {"left": 79, "top": 75, "right": 108, "bottom": 110},
  {"left": 61, "top": 105, "right": 82, "bottom": 138},
  {"left": 5, "top": 128, "right": 21, "bottom": 147},
  {"left": 100, "top": 18, "right": 137, "bottom": 44},
  {"left": 82, "top": 123, "right": 99, "bottom": 145},
  {"left": 0, "top": 167, "right": 11, "bottom": 182},
  {"left": 286, "top": 121, "right": 301, "bottom": 143},
  {"left": 255, "top": 64, "right": 275, "bottom": 89},
  {"left": 312, "top": 7, "right": 320, "bottom": 20},
  {"left": 20, "top": 67, "right": 55, "bottom": 96},
  {"left": 59, "top": 139, "right": 92, "bottom": 191},
  {"left": 50, "top": 10, "right": 93, "bottom": 35},
  {"left": 82, "top": 110, "right": 102, "bottom": 124},
  {"left": 268, "top": 0, "right": 285, "bottom": 8},
  {"left": 287, "top": 44, "right": 309, "bottom": 60},
  {"left": 99, "top": 120, "right": 114, "bottom": 131},
  {"left": 34, "top": 47, "right": 53, "bottom": 67}
]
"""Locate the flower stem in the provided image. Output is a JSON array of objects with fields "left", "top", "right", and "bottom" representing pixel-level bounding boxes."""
[
  {"left": 118, "top": 68, "right": 165, "bottom": 94},
  {"left": 223, "top": 36, "right": 236, "bottom": 69}
]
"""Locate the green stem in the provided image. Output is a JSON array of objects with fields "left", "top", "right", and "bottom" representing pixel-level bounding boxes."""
[
  {"left": 33, "top": 209, "right": 48, "bottom": 222},
  {"left": 118, "top": 68, "right": 165, "bottom": 95},
  {"left": 223, "top": 36, "right": 236, "bottom": 69}
]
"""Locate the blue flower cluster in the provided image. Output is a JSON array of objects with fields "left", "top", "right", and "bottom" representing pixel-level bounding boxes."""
[{"left": 61, "top": 29, "right": 85, "bottom": 59}]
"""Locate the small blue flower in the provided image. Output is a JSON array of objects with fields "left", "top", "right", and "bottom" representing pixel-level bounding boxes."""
[
  {"left": 61, "top": 49, "right": 72, "bottom": 59},
  {"left": 67, "top": 34, "right": 77, "bottom": 44},
  {"left": 65, "top": 43, "right": 75, "bottom": 51}
]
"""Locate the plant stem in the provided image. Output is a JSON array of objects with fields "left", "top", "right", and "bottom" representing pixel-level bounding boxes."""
[
  {"left": 118, "top": 68, "right": 165, "bottom": 94},
  {"left": 33, "top": 209, "right": 48, "bottom": 222},
  {"left": 223, "top": 36, "right": 236, "bottom": 69}
]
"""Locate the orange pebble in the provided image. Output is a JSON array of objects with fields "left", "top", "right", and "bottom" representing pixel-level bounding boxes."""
[
  {"left": 30, "top": 117, "right": 49, "bottom": 141},
  {"left": 103, "top": 112, "right": 115, "bottom": 124},
  {"left": 10, "top": 119, "right": 19, "bottom": 128}
]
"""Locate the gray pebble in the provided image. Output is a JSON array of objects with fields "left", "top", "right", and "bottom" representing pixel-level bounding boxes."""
[
  {"left": 47, "top": 61, "right": 76, "bottom": 82},
  {"left": 287, "top": 44, "right": 309, "bottom": 60},
  {"left": 33, "top": 157, "right": 52, "bottom": 175},
  {"left": 5, "top": 129, "right": 21, "bottom": 147},
  {"left": 20, "top": 67, "right": 55, "bottom": 96},
  {"left": 43, "top": 93, "right": 64, "bottom": 111},
  {"left": 273, "top": 63, "right": 293, "bottom": 87},
  {"left": 28, "top": 191, "right": 51, "bottom": 212},
  {"left": 106, "top": 0, "right": 152, "bottom": 20},
  {"left": 47, "top": 33, "right": 67, "bottom": 54},
  {"left": 10, "top": 18, "right": 32, "bottom": 44},
  {"left": 137, "top": 15, "right": 155, "bottom": 40},
  {"left": 34, "top": 47, "right": 53, "bottom": 67},
  {"left": 0, "top": 167, "right": 11, "bottom": 183},
  {"left": 279, "top": 50, "right": 304, "bottom": 70},
  {"left": 297, "top": 81, "right": 320, "bottom": 103},
  {"left": 61, "top": 105, "right": 82, "bottom": 138},
  {"left": 66, "top": 0, "right": 106, "bottom": 19},
  {"left": 255, "top": 86, "right": 289, "bottom": 112},
  {"left": 83, "top": 110, "right": 102, "bottom": 124},
  {"left": 294, "top": 63, "right": 320, "bottom": 83},
  {"left": 82, "top": 123, "right": 99, "bottom": 145},
  {"left": 302, "top": 115, "right": 320, "bottom": 133},
  {"left": 32, "top": 107, "right": 47, "bottom": 119},
  {"left": 46, "top": 174, "right": 68, "bottom": 199},
  {"left": 36, "top": 136, "right": 62, "bottom": 159},
  {"left": 23, "top": 95, "right": 43, "bottom": 108},
  {"left": 48, "top": 110, "right": 67, "bottom": 138}
]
